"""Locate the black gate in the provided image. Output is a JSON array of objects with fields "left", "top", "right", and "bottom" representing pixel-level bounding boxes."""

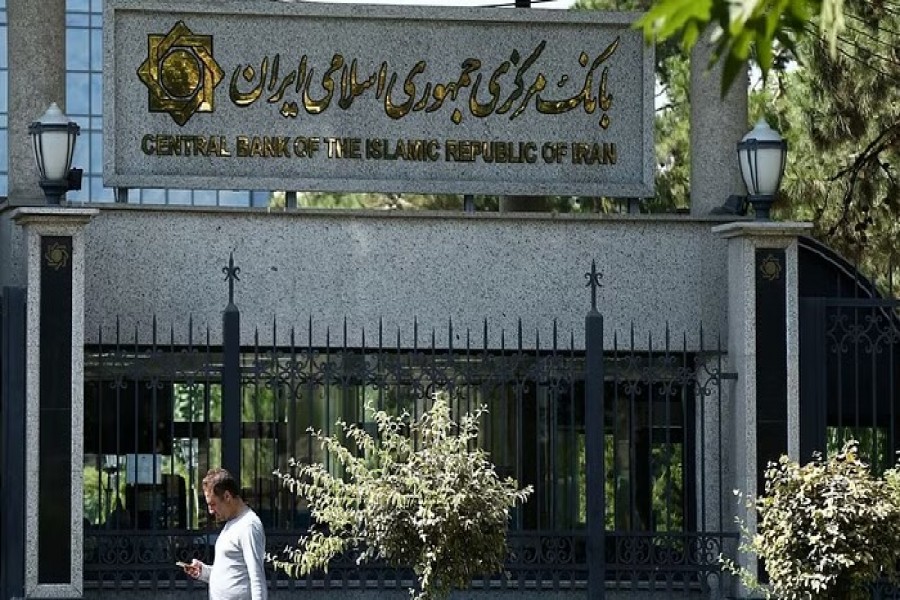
[
  {"left": 800, "top": 297, "right": 900, "bottom": 467},
  {"left": 799, "top": 237, "right": 900, "bottom": 466},
  {"left": 80, "top": 259, "right": 737, "bottom": 597}
]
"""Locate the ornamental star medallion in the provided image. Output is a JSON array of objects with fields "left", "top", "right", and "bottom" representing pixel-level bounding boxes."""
[{"left": 137, "top": 21, "right": 224, "bottom": 126}]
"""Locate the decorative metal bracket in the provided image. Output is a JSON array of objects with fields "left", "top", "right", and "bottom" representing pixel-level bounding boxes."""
[
  {"left": 584, "top": 260, "right": 603, "bottom": 311},
  {"left": 222, "top": 251, "right": 240, "bottom": 305}
]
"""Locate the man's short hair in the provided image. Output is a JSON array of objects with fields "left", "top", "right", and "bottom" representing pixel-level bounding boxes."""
[{"left": 202, "top": 468, "right": 241, "bottom": 499}]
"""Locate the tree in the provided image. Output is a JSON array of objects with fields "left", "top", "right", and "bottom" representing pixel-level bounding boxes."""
[
  {"left": 636, "top": 0, "right": 848, "bottom": 94},
  {"left": 271, "top": 395, "right": 532, "bottom": 600},
  {"left": 754, "top": 0, "right": 900, "bottom": 289}
]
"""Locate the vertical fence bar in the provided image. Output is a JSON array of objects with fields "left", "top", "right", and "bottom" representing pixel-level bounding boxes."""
[
  {"left": 251, "top": 327, "right": 261, "bottom": 523},
  {"left": 611, "top": 332, "right": 620, "bottom": 534},
  {"left": 222, "top": 253, "right": 241, "bottom": 485},
  {"left": 167, "top": 323, "right": 176, "bottom": 531},
  {"left": 186, "top": 316, "right": 196, "bottom": 530},
  {"left": 584, "top": 261, "right": 605, "bottom": 600},
  {"left": 799, "top": 299, "right": 827, "bottom": 461},
  {"left": 150, "top": 317, "right": 160, "bottom": 533},
  {"left": 203, "top": 325, "right": 212, "bottom": 525},
  {"left": 131, "top": 323, "right": 140, "bottom": 530}
]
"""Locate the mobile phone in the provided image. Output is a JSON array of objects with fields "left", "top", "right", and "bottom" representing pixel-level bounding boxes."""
[{"left": 176, "top": 561, "right": 190, "bottom": 569}]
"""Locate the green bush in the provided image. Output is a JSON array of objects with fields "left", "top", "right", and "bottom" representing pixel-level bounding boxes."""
[
  {"left": 271, "top": 394, "right": 532, "bottom": 600},
  {"left": 725, "top": 441, "right": 900, "bottom": 599}
]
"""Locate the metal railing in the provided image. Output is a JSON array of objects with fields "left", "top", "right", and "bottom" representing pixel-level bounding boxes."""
[{"left": 82, "top": 260, "right": 738, "bottom": 596}]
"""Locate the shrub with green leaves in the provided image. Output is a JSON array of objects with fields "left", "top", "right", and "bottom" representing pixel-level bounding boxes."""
[
  {"left": 725, "top": 441, "right": 900, "bottom": 599},
  {"left": 271, "top": 394, "right": 532, "bottom": 600}
]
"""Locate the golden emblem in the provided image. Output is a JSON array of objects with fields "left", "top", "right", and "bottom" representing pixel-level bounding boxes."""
[
  {"left": 45, "top": 242, "right": 70, "bottom": 271},
  {"left": 137, "top": 21, "right": 224, "bottom": 126},
  {"left": 760, "top": 254, "right": 782, "bottom": 281}
]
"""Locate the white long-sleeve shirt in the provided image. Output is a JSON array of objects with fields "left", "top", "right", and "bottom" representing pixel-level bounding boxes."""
[{"left": 198, "top": 507, "right": 268, "bottom": 600}]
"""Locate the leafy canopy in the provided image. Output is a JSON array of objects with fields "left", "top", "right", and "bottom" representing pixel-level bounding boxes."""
[
  {"left": 757, "top": 0, "right": 900, "bottom": 289},
  {"left": 271, "top": 395, "right": 532, "bottom": 600},
  {"left": 635, "top": 0, "right": 843, "bottom": 94}
]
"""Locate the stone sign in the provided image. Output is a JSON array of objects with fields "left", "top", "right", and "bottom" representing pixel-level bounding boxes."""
[{"left": 104, "top": 1, "right": 654, "bottom": 197}]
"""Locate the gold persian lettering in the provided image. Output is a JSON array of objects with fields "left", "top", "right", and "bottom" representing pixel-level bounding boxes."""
[
  {"left": 304, "top": 54, "right": 345, "bottom": 115},
  {"left": 384, "top": 61, "right": 427, "bottom": 119},
  {"left": 536, "top": 37, "right": 619, "bottom": 130},
  {"left": 229, "top": 57, "right": 268, "bottom": 107},
  {"left": 469, "top": 60, "right": 510, "bottom": 117},
  {"left": 425, "top": 58, "right": 481, "bottom": 117},
  {"left": 338, "top": 59, "right": 379, "bottom": 110},
  {"left": 267, "top": 64, "right": 296, "bottom": 104},
  {"left": 226, "top": 38, "right": 620, "bottom": 130},
  {"left": 495, "top": 42, "right": 547, "bottom": 121}
]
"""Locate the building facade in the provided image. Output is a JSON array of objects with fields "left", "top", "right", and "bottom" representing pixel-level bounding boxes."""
[{"left": 2, "top": 2, "right": 895, "bottom": 600}]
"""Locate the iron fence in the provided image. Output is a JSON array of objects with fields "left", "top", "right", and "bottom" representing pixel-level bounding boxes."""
[
  {"left": 77, "top": 256, "right": 737, "bottom": 596},
  {"left": 82, "top": 307, "right": 737, "bottom": 595}
]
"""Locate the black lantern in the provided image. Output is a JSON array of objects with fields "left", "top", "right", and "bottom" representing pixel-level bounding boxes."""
[
  {"left": 28, "top": 102, "right": 83, "bottom": 204},
  {"left": 737, "top": 119, "right": 788, "bottom": 220}
]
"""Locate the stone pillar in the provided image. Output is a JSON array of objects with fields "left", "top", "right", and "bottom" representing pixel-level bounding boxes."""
[
  {"left": 6, "top": 0, "right": 67, "bottom": 204},
  {"left": 2, "top": 0, "right": 67, "bottom": 290},
  {"left": 12, "top": 207, "right": 98, "bottom": 599},
  {"left": 690, "top": 31, "right": 748, "bottom": 216},
  {"left": 712, "top": 221, "right": 811, "bottom": 595}
]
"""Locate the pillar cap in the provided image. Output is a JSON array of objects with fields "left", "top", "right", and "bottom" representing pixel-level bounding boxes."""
[
  {"left": 712, "top": 221, "right": 812, "bottom": 239},
  {"left": 11, "top": 206, "right": 98, "bottom": 227}
]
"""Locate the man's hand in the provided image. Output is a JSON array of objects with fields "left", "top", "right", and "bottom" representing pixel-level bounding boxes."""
[{"left": 182, "top": 559, "right": 203, "bottom": 579}]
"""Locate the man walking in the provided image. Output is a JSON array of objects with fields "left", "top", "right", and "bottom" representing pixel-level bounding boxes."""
[{"left": 183, "top": 468, "right": 268, "bottom": 600}]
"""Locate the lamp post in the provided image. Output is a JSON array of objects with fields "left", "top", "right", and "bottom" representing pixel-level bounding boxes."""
[
  {"left": 28, "top": 102, "right": 82, "bottom": 205},
  {"left": 737, "top": 118, "right": 787, "bottom": 220}
]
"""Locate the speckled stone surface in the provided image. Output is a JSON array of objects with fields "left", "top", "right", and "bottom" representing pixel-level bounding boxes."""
[
  {"left": 82, "top": 208, "right": 736, "bottom": 351},
  {"left": 689, "top": 31, "right": 748, "bottom": 216},
  {"left": 724, "top": 232, "right": 758, "bottom": 593},
  {"left": 13, "top": 207, "right": 97, "bottom": 599},
  {"left": 104, "top": 1, "right": 654, "bottom": 197},
  {"left": 784, "top": 238, "right": 801, "bottom": 460},
  {"left": 714, "top": 221, "right": 811, "bottom": 597},
  {"left": 6, "top": 0, "right": 66, "bottom": 204},
  {"left": 695, "top": 354, "right": 732, "bottom": 536}
]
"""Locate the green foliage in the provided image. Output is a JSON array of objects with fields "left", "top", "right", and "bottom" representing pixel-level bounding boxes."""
[
  {"left": 754, "top": 0, "right": 900, "bottom": 290},
  {"left": 271, "top": 394, "right": 532, "bottom": 600},
  {"left": 649, "top": 52, "right": 690, "bottom": 212},
  {"left": 724, "top": 441, "right": 900, "bottom": 599},
  {"left": 636, "top": 0, "right": 837, "bottom": 94},
  {"left": 83, "top": 464, "right": 103, "bottom": 525}
]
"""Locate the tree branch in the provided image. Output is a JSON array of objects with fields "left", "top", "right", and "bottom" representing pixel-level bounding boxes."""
[{"left": 828, "top": 123, "right": 900, "bottom": 183}]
